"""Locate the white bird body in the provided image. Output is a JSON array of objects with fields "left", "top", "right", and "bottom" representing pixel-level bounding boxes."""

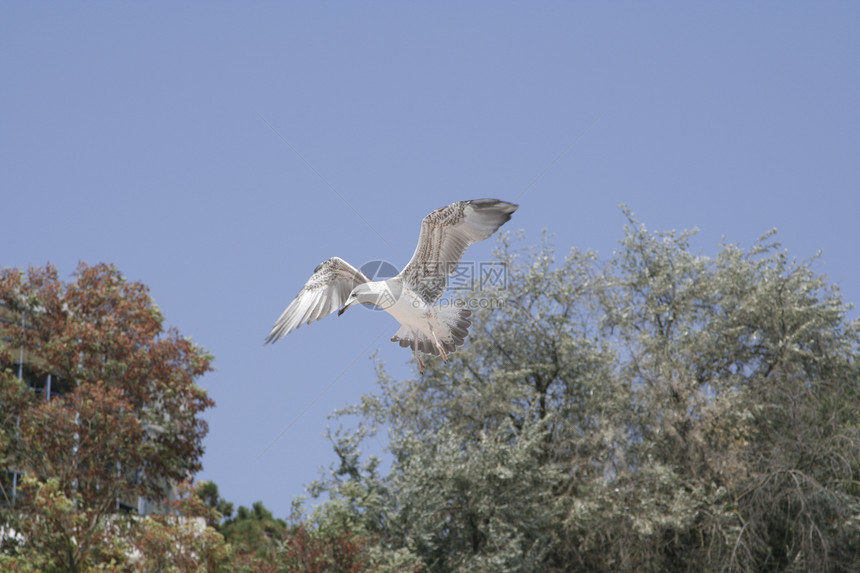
[
  {"left": 381, "top": 279, "right": 469, "bottom": 365},
  {"left": 265, "top": 199, "right": 518, "bottom": 370}
]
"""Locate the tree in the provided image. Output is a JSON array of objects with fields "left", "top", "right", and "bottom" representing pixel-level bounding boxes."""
[
  {"left": 197, "top": 480, "right": 235, "bottom": 528},
  {"left": 126, "top": 481, "right": 231, "bottom": 573},
  {"left": 311, "top": 210, "right": 860, "bottom": 572},
  {"left": 0, "top": 263, "right": 216, "bottom": 571},
  {"left": 192, "top": 480, "right": 418, "bottom": 573},
  {"left": 220, "top": 501, "right": 288, "bottom": 564}
]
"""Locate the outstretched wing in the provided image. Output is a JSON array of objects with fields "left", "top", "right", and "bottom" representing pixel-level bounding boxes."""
[
  {"left": 399, "top": 199, "right": 518, "bottom": 304},
  {"left": 265, "top": 257, "right": 369, "bottom": 344}
]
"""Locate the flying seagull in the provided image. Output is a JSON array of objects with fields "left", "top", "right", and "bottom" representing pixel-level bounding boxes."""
[{"left": 265, "top": 198, "right": 518, "bottom": 371}]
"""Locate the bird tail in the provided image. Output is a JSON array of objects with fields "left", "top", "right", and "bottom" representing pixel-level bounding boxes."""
[{"left": 390, "top": 306, "right": 472, "bottom": 358}]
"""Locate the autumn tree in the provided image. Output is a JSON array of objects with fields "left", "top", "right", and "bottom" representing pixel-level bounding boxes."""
[
  {"left": 0, "top": 263, "right": 216, "bottom": 571},
  {"left": 312, "top": 211, "right": 860, "bottom": 572},
  {"left": 125, "top": 481, "right": 231, "bottom": 573}
]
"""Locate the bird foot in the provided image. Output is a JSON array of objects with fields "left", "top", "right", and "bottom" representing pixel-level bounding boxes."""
[{"left": 432, "top": 331, "right": 448, "bottom": 361}]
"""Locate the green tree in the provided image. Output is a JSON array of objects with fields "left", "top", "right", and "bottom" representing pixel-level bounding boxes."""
[
  {"left": 220, "top": 501, "right": 288, "bottom": 562},
  {"left": 193, "top": 480, "right": 416, "bottom": 573},
  {"left": 312, "top": 211, "right": 860, "bottom": 572},
  {"left": 197, "top": 480, "right": 235, "bottom": 527}
]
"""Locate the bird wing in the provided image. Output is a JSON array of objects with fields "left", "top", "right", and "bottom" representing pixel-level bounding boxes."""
[
  {"left": 399, "top": 199, "right": 518, "bottom": 303},
  {"left": 265, "top": 257, "right": 369, "bottom": 344}
]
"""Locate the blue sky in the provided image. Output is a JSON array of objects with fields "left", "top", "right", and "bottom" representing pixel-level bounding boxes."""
[{"left": 2, "top": 3, "right": 859, "bottom": 519}]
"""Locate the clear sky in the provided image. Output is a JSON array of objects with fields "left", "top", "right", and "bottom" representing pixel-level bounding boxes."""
[{"left": 2, "top": 3, "right": 859, "bottom": 519}]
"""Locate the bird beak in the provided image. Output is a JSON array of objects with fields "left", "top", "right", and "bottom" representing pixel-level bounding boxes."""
[{"left": 338, "top": 300, "right": 354, "bottom": 316}]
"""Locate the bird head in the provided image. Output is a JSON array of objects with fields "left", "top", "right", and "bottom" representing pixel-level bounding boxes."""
[
  {"left": 338, "top": 291, "right": 359, "bottom": 316},
  {"left": 339, "top": 283, "right": 391, "bottom": 315}
]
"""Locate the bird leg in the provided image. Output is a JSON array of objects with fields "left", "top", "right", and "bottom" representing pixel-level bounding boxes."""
[
  {"left": 414, "top": 345, "right": 425, "bottom": 373},
  {"left": 431, "top": 331, "right": 449, "bottom": 362}
]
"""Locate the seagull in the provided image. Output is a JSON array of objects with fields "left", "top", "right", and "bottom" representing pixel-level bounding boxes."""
[{"left": 265, "top": 199, "right": 518, "bottom": 371}]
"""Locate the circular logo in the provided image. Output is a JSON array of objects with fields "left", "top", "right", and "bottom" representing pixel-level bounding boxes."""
[{"left": 359, "top": 260, "right": 401, "bottom": 310}]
